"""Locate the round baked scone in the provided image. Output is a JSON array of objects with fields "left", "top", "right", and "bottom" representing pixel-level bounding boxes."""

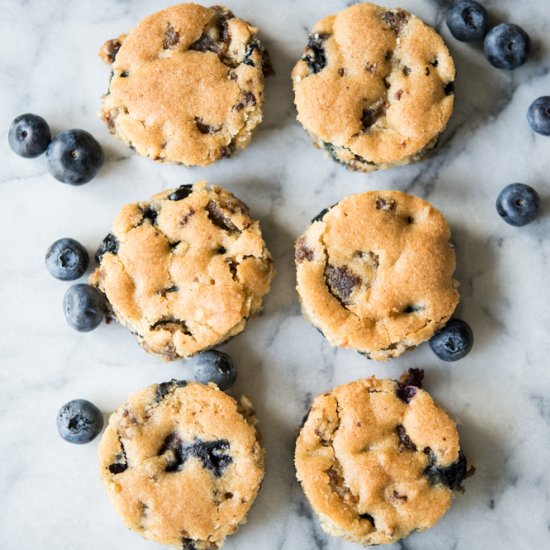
[
  {"left": 295, "top": 370, "right": 470, "bottom": 546},
  {"left": 291, "top": 3, "right": 455, "bottom": 172},
  {"left": 99, "top": 380, "right": 264, "bottom": 549},
  {"left": 294, "top": 190, "right": 459, "bottom": 360},
  {"left": 89, "top": 181, "right": 274, "bottom": 359},
  {"left": 99, "top": 3, "right": 272, "bottom": 166}
]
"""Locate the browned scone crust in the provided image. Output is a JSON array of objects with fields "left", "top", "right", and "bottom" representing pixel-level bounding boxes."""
[
  {"left": 99, "top": 381, "right": 264, "bottom": 549},
  {"left": 295, "top": 374, "right": 468, "bottom": 546},
  {"left": 291, "top": 2, "right": 455, "bottom": 172},
  {"left": 99, "top": 3, "right": 270, "bottom": 166},
  {"left": 294, "top": 191, "right": 459, "bottom": 360},
  {"left": 90, "top": 181, "right": 274, "bottom": 360}
]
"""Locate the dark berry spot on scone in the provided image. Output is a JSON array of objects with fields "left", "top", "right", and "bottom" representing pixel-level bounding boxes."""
[
  {"left": 206, "top": 200, "right": 238, "bottom": 231},
  {"left": 179, "top": 208, "right": 195, "bottom": 225},
  {"left": 396, "top": 368, "right": 424, "bottom": 403},
  {"left": 404, "top": 304, "right": 423, "bottom": 313},
  {"left": 220, "top": 144, "right": 234, "bottom": 158},
  {"left": 103, "top": 38, "right": 123, "bottom": 64},
  {"left": 159, "top": 434, "right": 232, "bottom": 477},
  {"left": 382, "top": 10, "right": 410, "bottom": 33},
  {"left": 383, "top": 77, "right": 391, "bottom": 90},
  {"left": 366, "top": 62, "right": 377, "bottom": 75},
  {"left": 157, "top": 285, "right": 178, "bottom": 296},
  {"left": 189, "top": 8, "right": 232, "bottom": 55},
  {"left": 407, "top": 215, "right": 414, "bottom": 224},
  {"left": 325, "top": 265, "right": 358, "bottom": 304},
  {"left": 295, "top": 237, "right": 314, "bottom": 263},
  {"left": 395, "top": 89, "right": 404, "bottom": 100},
  {"left": 140, "top": 206, "right": 158, "bottom": 225},
  {"left": 243, "top": 91, "right": 256, "bottom": 106},
  {"left": 109, "top": 438, "right": 128, "bottom": 474},
  {"left": 327, "top": 466, "right": 359, "bottom": 506},
  {"left": 444, "top": 81, "right": 455, "bottom": 95},
  {"left": 375, "top": 197, "right": 396, "bottom": 211},
  {"left": 217, "top": 246, "right": 227, "bottom": 254},
  {"left": 430, "top": 58, "right": 439, "bottom": 67},
  {"left": 95, "top": 233, "right": 119, "bottom": 263},
  {"left": 168, "top": 184, "right": 193, "bottom": 201},
  {"left": 151, "top": 318, "right": 191, "bottom": 335},
  {"left": 155, "top": 379, "right": 187, "bottom": 402},
  {"left": 359, "top": 513, "right": 375, "bottom": 526},
  {"left": 108, "top": 462, "right": 128, "bottom": 474},
  {"left": 163, "top": 23, "right": 180, "bottom": 49},
  {"left": 424, "top": 448, "right": 468, "bottom": 491},
  {"left": 182, "top": 537, "right": 197, "bottom": 550},
  {"left": 425, "top": 67, "right": 431, "bottom": 76},
  {"left": 311, "top": 207, "right": 329, "bottom": 223},
  {"left": 338, "top": 67, "right": 345, "bottom": 76},
  {"left": 225, "top": 258, "right": 238, "bottom": 279},
  {"left": 195, "top": 118, "right": 220, "bottom": 134},
  {"left": 362, "top": 102, "right": 385, "bottom": 130},
  {"left": 243, "top": 40, "right": 259, "bottom": 65},
  {"left": 396, "top": 424, "right": 417, "bottom": 452},
  {"left": 120, "top": 71, "right": 129, "bottom": 78},
  {"left": 303, "top": 32, "right": 329, "bottom": 74},
  {"left": 403, "top": 66, "right": 411, "bottom": 76},
  {"left": 385, "top": 50, "right": 393, "bottom": 61}
]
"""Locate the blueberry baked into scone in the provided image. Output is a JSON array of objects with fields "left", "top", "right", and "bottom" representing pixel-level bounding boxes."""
[
  {"left": 295, "top": 370, "right": 471, "bottom": 546},
  {"left": 292, "top": 3, "right": 455, "bottom": 172},
  {"left": 98, "top": 3, "right": 272, "bottom": 166},
  {"left": 295, "top": 191, "right": 459, "bottom": 360},
  {"left": 99, "top": 381, "right": 264, "bottom": 549},
  {"left": 89, "top": 181, "right": 274, "bottom": 359}
]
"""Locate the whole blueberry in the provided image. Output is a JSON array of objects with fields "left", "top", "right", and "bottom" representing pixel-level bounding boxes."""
[
  {"left": 45, "top": 238, "right": 89, "bottom": 281},
  {"left": 194, "top": 350, "right": 236, "bottom": 391},
  {"left": 47, "top": 129, "right": 104, "bottom": 185},
  {"left": 429, "top": 319, "right": 473, "bottom": 362},
  {"left": 446, "top": 1, "right": 488, "bottom": 42},
  {"left": 484, "top": 23, "right": 531, "bottom": 70},
  {"left": 527, "top": 96, "right": 550, "bottom": 136},
  {"left": 8, "top": 113, "right": 51, "bottom": 158},
  {"left": 63, "top": 284, "right": 105, "bottom": 332},
  {"left": 57, "top": 399, "right": 104, "bottom": 444},
  {"left": 496, "top": 183, "right": 539, "bottom": 226}
]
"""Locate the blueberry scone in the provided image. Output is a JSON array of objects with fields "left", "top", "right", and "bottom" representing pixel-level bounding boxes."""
[
  {"left": 99, "top": 3, "right": 272, "bottom": 166},
  {"left": 89, "top": 181, "right": 274, "bottom": 359},
  {"left": 292, "top": 3, "right": 455, "bottom": 172},
  {"left": 99, "top": 381, "right": 264, "bottom": 549},
  {"left": 295, "top": 370, "right": 471, "bottom": 546},
  {"left": 294, "top": 190, "right": 459, "bottom": 360}
]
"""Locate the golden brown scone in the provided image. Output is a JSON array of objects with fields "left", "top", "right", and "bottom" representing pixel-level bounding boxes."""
[
  {"left": 99, "top": 3, "right": 272, "bottom": 166},
  {"left": 294, "top": 190, "right": 459, "bottom": 360},
  {"left": 99, "top": 381, "right": 264, "bottom": 549},
  {"left": 90, "top": 181, "right": 274, "bottom": 360},
  {"left": 291, "top": 3, "right": 455, "bottom": 172},
  {"left": 295, "top": 370, "right": 470, "bottom": 546}
]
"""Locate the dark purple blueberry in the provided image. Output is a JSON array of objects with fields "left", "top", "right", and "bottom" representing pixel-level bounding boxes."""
[
  {"left": 46, "top": 129, "right": 104, "bottom": 185},
  {"left": 424, "top": 448, "right": 468, "bottom": 491},
  {"left": 446, "top": 1, "right": 488, "bottom": 42},
  {"left": 484, "top": 23, "right": 531, "bottom": 70},
  {"left": 527, "top": 96, "right": 550, "bottom": 136},
  {"left": 168, "top": 184, "right": 193, "bottom": 201},
  {"left": 95, "top": 233, "right": 119, "bottom": 263},
  {"left": 45, "top": 238, "right": 89, "bottom": 280},
  {"left": 396, "top": 368, "right": 424, "bottom": 403},
  {"left": 63, "top": 284, "right": 105, "bottom": 332},
  {"left": 496, "top": 183, "right": 539, "bottom": 226},
  {"left": 8, "top": 113, "right": 51, "bottom": 158},
  {"left": 430, "top": 319, "right": 473, "bottom": 361},
  {"left": 193, "top": 350, "right": 236, "bottom": 391},
  {"left": 57, "top": 399, "right": 103, "bottom": 444}
]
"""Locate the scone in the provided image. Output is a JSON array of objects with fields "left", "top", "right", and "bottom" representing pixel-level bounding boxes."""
[
  {"left": 294, "top": 190, "right": 459, "bottom": 360},
  {"left": 291, "top": 3, "right": 455, "bottom": 172},
  {"left": 99, "top": 3, "right": 272, "bottom": 166},
  {"left": 90, "top": 181, "right": 274, "bottom": 359},
  {"left": 295, "top": 370, "right": 471, "bottom": 546},
  {"left": 99, "top": 380, "right": 264, "bottom": 549}
]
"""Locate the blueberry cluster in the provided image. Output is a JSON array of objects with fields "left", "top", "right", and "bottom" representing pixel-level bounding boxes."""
[
  {"left": 8, "top": 114, "right": 104, "bottom": 185},
  {"left": 446, "top": 1, "right": 530, "bottom": 70}
]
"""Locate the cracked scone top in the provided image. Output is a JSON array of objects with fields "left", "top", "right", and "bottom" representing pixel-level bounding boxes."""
[
  {"left": 294, "top": 190, "right": 459, "bottom": 360},
  {"left": 295, "top": 371, "right": 470, "bottom": 546},
  {"left": 99, "top": 3, "right": 271, "bottom": 166},
  {"left": 89, "top": 181, "right": 274, "bottom": 359},
  {"left": 98, "top": 381, "right": 264, "bottom": 549},
  {"left": 291, "top": 3, "right": 455, "bottom": 172}
]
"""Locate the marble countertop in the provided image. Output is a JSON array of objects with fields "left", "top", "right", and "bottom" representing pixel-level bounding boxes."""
[{"left": 1, "top": 0, "right": 550, "bottom": 548}]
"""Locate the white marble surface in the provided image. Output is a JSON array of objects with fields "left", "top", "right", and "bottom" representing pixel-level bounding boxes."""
[{"left": 1, "top": 0, "right": 550, "bottom": 548}]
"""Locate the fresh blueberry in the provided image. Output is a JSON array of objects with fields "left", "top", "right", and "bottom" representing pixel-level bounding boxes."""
[
  {"left": 57, "top": 399, "right": 104, "bottom": 444},
  {"left": 45, "top": 238, "right": 89, "bottom": 281},
  {"left": 496, "top": 183, "right": 539, "bottom": 226},
  {"left": 429, "top": 319, "right": 473, "bottom": 362},
  {"left": 63, "top": 284, "right": 105, "bottom": 332},
  {"left": 527, "top": 96, "right": 550, "bottom": 136},
  {"left": 446, "top": 1, "right": 488, "bottom": 42},
  {"left": 8, "top": 113, "right": 51, "bottom": 158},
  {"left": 47, "top": 129, "right": 104, "bottom": 185},
  {"left": 484, "top": 23, "right": 531, "bottom": 70},
  {"left": 193, "top": 350, "right": 236, "bottom": 390}
]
